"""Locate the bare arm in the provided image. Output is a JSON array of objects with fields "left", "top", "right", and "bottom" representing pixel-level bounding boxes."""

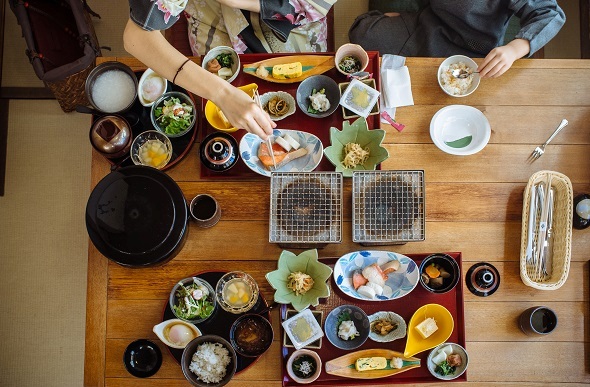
[
  {"left": 478, "top": 38, "right": 530, "bottom": 78},
  {"left": 123, "top": 19, "right": 274, "bottom": 139}
]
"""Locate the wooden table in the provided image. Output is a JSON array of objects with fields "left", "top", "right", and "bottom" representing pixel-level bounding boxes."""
[{"left": 85, "top": 57, "right": 590, "bottom": 386}]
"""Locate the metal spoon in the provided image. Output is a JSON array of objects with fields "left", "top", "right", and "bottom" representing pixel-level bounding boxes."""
[{"left": 452, "top": 69, "right": 480, "bottom": 79}]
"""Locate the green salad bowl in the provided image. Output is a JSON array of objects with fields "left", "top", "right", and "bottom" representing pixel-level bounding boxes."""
[
  {"left": 265, "top": 249, "right": 332, "bottom": 312},
  {"left": 324, "top": 117, "right": 389, "bottom": 177}
]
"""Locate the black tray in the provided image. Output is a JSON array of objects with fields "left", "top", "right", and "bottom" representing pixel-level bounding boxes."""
[
  {"left": 163, "top": 271, "right": 271, "bottom": 374},
  {"left": 94, "top": 71, "right": 199, "bottom": 171}
]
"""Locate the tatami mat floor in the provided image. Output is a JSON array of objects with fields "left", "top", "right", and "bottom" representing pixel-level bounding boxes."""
[{"left": 0, "top": 0, "right": 582, "bottom": 386}]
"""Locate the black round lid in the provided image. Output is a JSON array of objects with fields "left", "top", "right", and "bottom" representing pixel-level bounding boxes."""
[
  {"left": 86, "top": 165, "right": 188, "bottom": 267},
  {"left": 466, "top": 262, "right": 500, "bottom": 297},
  {"left": 123, "top": 339, "right": 162, "bottom": 378}
]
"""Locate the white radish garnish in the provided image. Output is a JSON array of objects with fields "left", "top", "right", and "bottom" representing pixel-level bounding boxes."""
[
  {"left": 366, "top": 281, "right": 384, "bottom": 296},
  {"left": 283, "top": 133, "right": 300, "bottom": 150},
  {"left": 357, "top": 285, "right": 376, "bottom": 299},
  {"left": 275, "top": 136, "right": 292, "bottom": 151}
]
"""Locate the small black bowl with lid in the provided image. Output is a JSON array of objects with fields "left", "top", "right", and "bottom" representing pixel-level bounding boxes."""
[
  {"left": 199, "top": 132, "right": 239, "bottom": 172},
  {"left": 419, "top": 253, "right": 460, "bottom": 294}
]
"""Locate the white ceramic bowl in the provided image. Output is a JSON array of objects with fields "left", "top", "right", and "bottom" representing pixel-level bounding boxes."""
[
  {"left": 286, "top": 349, "right": 322, "bottom": 384},
  {"left": 202, "top": 46, "right": 240, "bottom": 83},
  {"left": 427, "top": 342, "right": 469, "bottom": 380},
  {"left": 430, "top": 105, "right": 491, "bottom": 155},
  {"left": 138, "top": 68, "right": 168, "bottom": 107},
  {"left": 437, "top": 55, "right": 480, "bottom": 97}
]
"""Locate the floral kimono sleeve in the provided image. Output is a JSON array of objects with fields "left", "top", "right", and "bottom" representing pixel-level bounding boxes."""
[
  {"left": 260, "top": 0, "right": 336, "bottom": 42},
  {"left": 128, "top": 0, "right": 188, "bottom": 31}
]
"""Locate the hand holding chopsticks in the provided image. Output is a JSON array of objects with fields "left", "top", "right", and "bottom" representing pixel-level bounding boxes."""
[{"left": 253, "top": 90, "right": 277, "bottom": 169}]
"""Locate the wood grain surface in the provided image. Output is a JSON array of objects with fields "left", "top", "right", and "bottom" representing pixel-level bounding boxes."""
[{"left": 86, "top": 57, "right": 590, "bottom": 386}]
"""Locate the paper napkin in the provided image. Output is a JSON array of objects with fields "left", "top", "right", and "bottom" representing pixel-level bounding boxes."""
[{"left": 380, "top": 55, "right": 414, "bottom": 125}]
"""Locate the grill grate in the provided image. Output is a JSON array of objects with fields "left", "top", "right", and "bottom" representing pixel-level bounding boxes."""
[
  {"left": 270, "top": 172, "right": 342, "bottom": 246},
  {"left": 353, "top": 170, "right": 425, "bottom": 244}
]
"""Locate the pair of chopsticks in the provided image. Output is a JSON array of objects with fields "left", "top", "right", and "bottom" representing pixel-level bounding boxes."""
[{"left": 253, "top": 90, "right": 277, "bottom": 169}]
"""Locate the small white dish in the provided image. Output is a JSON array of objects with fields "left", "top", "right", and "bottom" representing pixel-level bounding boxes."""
[
  {"left": 137, "top": 68, "right": 168, "bottom": 107},
  {"left": 239, "top": 129, "right": 323, "bottom": 177},
  {"left": 286, "top": 349, "right": 322, "bottom": 384},
  {"left": 427, "top": 342, "right": 469, "bottom": 380},
  {"left": 368, "top": 311, "right": 407, "bottom": 343},
  {"left": 282, "top": 309, "right": 324, "bottom": 350},
  {"left": 430, "top": 105, "right": 491, "bottom": 156},
  {"left": 202, "top": 46, "right": 240, "bottom": 83},
  {"left": 438, "top": 55, "right": 480, "bottom": 97},
  {"left": 259, "top": 91, "right": 296, "bottom": 120},
  {"left": 152, "top": 319, "right": 201, "bottom": 349},
  {"left": 339, "top": 78, "right": 380, "bottom": 118}
]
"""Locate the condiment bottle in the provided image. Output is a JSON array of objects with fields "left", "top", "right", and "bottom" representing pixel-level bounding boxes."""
[{"left": 573, "top": 193, "right": 590, "bottom": 230}]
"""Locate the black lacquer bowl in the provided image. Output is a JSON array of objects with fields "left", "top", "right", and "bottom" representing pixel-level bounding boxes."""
[{"left": 86, "top": 165, "right": 189, "bottom": 267}]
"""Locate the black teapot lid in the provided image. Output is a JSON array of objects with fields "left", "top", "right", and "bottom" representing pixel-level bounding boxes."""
[
  {"left": 199, "top": 132, "right": 239, "bottom": 172},
  {"left": 466, "top": 262, "right": 500, "bottom": 297},
  {"left": 86, "top": 165, "right": 188, "bottom": 267}
]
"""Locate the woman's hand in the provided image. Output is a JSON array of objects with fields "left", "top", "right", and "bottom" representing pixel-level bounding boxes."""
[
  {"left": 214, "top": 86, "right": 275, "bottom": 140},
  {"left": 478, "top": 39, "right": 530, "bottom": 78}
]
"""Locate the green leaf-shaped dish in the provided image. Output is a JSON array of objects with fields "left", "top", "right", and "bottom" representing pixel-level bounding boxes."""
[
  {"left": 324, "top": 117, "right": 389, "bottom": 177},
  {"left": 265, "top": 249, "right": 332, "bottom": 312}
]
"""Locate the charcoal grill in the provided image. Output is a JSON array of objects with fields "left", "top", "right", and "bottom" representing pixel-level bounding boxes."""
[
  {"left": 352, "top": 170, "right": 425, "bottom": 245},
  {"left": 270, "top": 172, "right": 343, "bottom": 248}
]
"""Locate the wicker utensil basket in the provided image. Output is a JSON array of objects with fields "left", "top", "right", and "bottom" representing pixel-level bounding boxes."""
[{"left": 519, "top": 170, "right": 573, "bottom": 290}]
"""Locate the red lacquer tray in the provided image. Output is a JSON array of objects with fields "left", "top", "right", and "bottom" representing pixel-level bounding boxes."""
[
  {"left": 281, "top": 253, "right": 466, "bottom": 386},
  {"left": 199, "top": 51, "right": 382, "bottom": 179}
]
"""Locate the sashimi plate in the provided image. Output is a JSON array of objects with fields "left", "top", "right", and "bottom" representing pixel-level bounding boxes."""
[
  {"left": 334, "top": 251, "right": 419, "bottom": 301},
  {"left": 239, "top": 129, "right": 323, "bottom": 177}
]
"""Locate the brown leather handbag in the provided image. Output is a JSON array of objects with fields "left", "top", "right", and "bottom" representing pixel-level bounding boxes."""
[{"left": 9, "top": 0, "right": 102, "bottom": 112}]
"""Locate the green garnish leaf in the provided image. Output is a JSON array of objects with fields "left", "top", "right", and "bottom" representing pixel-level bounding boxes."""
[
  {"left": 435, "top": 360, "right": 456, "bottom": 376},
  {"left": 444, "top": 135, "right": 473, "bottom": 148}
]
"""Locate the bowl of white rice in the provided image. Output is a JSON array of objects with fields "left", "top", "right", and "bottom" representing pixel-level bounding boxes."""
[
  {"left": 438, "top": 55, "right": 480, "bottom": 97},
  {"left": 181, "top": 335, "right": 237, "bottom": 387}
]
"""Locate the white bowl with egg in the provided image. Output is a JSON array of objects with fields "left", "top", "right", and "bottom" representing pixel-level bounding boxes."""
[
  {"left": 138, "top": 68, "right": 168, "bottom": 107},
  {"left": 153, "top": 319, "right": 202, "bottom": 349},
  {"left": 438, "top": 55, "right": 480, "bottom": 97},
  {"left": 202, "top": 46, "right": 240, "bottom": 84}
]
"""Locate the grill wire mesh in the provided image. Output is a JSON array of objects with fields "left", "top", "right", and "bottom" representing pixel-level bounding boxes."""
[
  {"left": 270, "top": 172, "right": 342, "bottom": 244},
  {"left": 353, "top": 170, "right": 425, "bottom": 244}
]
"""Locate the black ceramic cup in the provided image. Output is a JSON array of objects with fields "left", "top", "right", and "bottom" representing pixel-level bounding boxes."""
[
  {"left": 519, "top": 306, "right": 558, "bottom": 335},
  {"left": 189, "top": 194, "right": 221, "bottom": 228}
]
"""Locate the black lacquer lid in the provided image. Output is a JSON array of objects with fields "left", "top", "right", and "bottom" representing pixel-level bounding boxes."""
[
  {"left": 466, "top": 262, "right": 500, "bottom": 297},
  {"left": 86, "top": 165, "right": 188, "bottom": 267}
]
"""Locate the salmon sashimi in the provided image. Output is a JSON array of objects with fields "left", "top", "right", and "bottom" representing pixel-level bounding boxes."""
[
  {"left": 258, "top": 141, "right": 287, "bottom": 168},
  {"left": 352, "top": 270, "right": 368, "bottom": 290}
]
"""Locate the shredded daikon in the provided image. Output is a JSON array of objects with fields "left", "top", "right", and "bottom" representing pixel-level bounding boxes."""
[
  {"left": 287, "top": 272, "right": 315, "bottom": 295},
  {"left": 342, "top": 142, "right": 370, "bottom": 169}
]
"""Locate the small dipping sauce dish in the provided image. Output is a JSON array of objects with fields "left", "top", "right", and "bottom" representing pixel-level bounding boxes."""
[
  {"left": 89, "top": 115, "right": 132, "bottom": 159},
  {"left": 230, "top": 313, "right": 273, "bottom": 357},
  {"left": 153, "top": 319, "right": 202, "bottom": 349}
]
